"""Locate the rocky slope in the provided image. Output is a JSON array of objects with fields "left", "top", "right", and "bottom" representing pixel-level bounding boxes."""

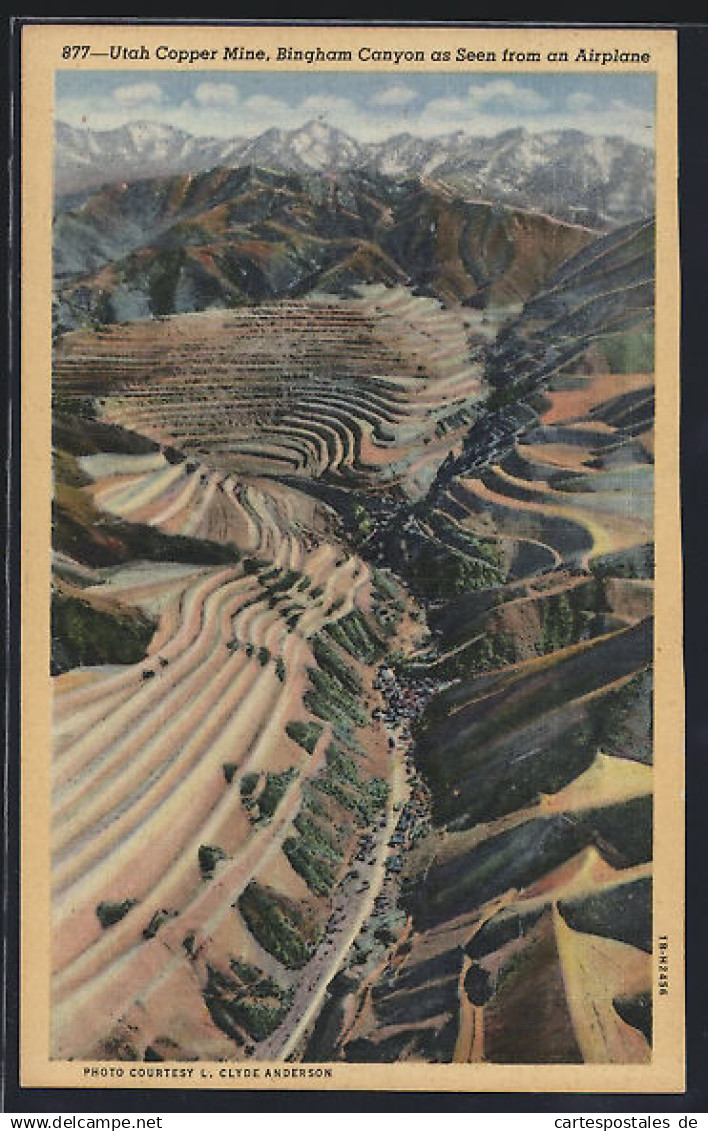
[{"left": 53, "top": 165, "right": 594, "bottom": 333}]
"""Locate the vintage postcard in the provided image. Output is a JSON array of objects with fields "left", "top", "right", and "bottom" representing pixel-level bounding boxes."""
[{"left": 18, "top": 21, "right": 684, "bottom": 1093}]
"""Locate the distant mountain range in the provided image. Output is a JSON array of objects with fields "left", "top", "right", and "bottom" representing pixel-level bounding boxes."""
[
  {"left": 53, "top": 164, "right": 595, "bottom": 332},
  {"left": 55, "top": 119, "right": 654, "bottom": 229}
]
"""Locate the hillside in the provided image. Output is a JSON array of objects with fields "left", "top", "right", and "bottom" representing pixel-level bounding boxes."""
[
  {"left": 313, "top": 225, "right": 655, "bottom": 1064},
  {"left": 53, "top": 166, "right": 594, "bottom": 331}
]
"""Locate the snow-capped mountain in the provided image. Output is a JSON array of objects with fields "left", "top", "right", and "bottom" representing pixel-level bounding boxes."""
[
  {"left": 54, "top": 120, "right": 234, "bottom": 193},
  {"left": 55, "top": 119, "right": 654, "bottom": 227}
]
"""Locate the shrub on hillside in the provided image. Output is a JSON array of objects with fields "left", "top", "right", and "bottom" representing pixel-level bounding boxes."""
[
  {"left": 285, "top": 720, "right": 323, "bottom": 755},
  {"left": 257, "top": 768, "right": 297, "bottom": 820},
  {"left": 96, "top": 899, "right": 137, "bottom": 929},
  {"left": 237, "top": 882, "right": 321, "bottom": 969}
]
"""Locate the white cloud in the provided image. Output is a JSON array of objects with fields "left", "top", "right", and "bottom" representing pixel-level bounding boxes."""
[
  {"left": 420, "top": 97, "right": 466, "bottom": 119},
  {"left": 561, "top": 100, "right": 654, "bottom": 144},
  {"left": 567, "top": 92, "right": 597, "bottom": 111},
  {"left": 240, "top": 93, "right": 288, "bottom": 120},
  {"left": 372, "top": 84, "right": 416, "bottom": 108},
  {"left": 113, "top": 82, "right": 164, "bottom": 105},
  {"left": 299, "top": 93, "right": 360, "bottom": 120},
  {"left": 410, "top": 95, "right": 653, "bottom": 147},
  {"left": 237, "top": 92, "right": 376, "bottom": 138},
  {"left": 467, "top": 80, "right": 549, "bottom": 111},
  {"left": 413, "top": 84, "right": 550, "bottom": 136},
  {"left": 193, "top": 82, "right": 239, "bottom": 107}
]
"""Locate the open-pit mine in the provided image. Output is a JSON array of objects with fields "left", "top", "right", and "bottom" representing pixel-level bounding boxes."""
[{"left": 51, "top": 161, "right": 655, "bottom": 1065}]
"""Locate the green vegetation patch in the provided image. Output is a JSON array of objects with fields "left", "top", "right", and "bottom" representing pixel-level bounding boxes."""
[
  {"left": 406, "top": 630, "right": 517, "bottom": 686},
  {"left": 429, "top": 514, "right": 504, "bottom": 570},
  {"left": 203, "top": 963, "right": 294, "bottom": 1043},
  {"left": 539, "top": 591, "right": 587, "bottom": 655},
  {"left": 198, "top": 843, "right": 228, "bottom": 878},
  {"left": 302, "top": 690, "right": 363, "bottom": 751},
  {"left": 366, "top": 777, "right": 390, "bottom": 811},
  {"left": 597, "top": 326, "right": 654, "bottom": 375},
  {"left": 239, "top": 772, "right": 260, "bottom": 798},
  {"left": 325, "top": 743, "right": 362, "bottom": 787},
  {"left": 299, "top": 786, "right": 332, "bottom": 824},
  {"left": 400, "top": 525, "right": 503, "bottom": 603},
  {"left": 371, "top": 569, "right": 408, "bottom": 637},
  {"left": 311, "top": 634, "right": 363, "bottom": 696},
  {"left": 290, "top": 787, "right": 357, "bottom": 894},
  {"left": 96, "top": 899, "right": 137, "bottom": 929},
  {"left": 309, "top": 772, "right": 362, "bottom": 821},
  {"left": 52, "top": 494, "right": 240, "bottom": 570},
  {"left": 242, "top": 557, "right": 270, "bottom": 574},
  {"left": 324, "top": 610, "right": 386, "bottom": 665},
  {"left": 237, "top": 881, "right": 322, "bottom": 969},
  {"left": 293, "top": 810, "right": 341, "bottom": 854},
  {"left": 261, "top": 568, "right": 303, "bottom": 598},
  {"left": 301, "top": 628, "right": 373, "bottom": 749},
  {"left": 148, "top": 248, "right": 186, "bottom": 316},
  {"left": 310, "top": 744, "right": 389, "bottom": 828},
  {"left": 306, "top": 668, "right": 367, "bottom": 728},
  {"left": 229, "top": 958, "right": 261, "bottom": 985},
  {"left": 372, "top": 601, "right": 405, "bottom": 639},
  {"left": 285, "top": 720, "right": 323, "bottom": 755},
  {"left": 283, "top": 835, "right": 340, "bottom": 897},
  {"left": 420, "top": 542, "right": 501, "bottom": 599},
  {"left": 372, "top": 568, "right": 403, "bottom": 602},
  {"left": 51, "top": 591, "right": 155, "bottom": 675},
  {"left": 352, "top": 502, "right": 374, "bottom": 541},
  {"left": 257, "top": 768, "right": 297, "bottom": 821},
  {"left": 142, "top": 908, "right": 178, "bottom": 940}
]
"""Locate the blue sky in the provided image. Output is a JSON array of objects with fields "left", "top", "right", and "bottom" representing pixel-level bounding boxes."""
[{"left": 55, "top": 72, "right": 655, "bottom": 146}]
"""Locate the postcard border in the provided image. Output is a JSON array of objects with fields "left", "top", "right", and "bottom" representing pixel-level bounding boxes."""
[{"left": 16, "top": 19, "right": 685, "bottom": 1096}]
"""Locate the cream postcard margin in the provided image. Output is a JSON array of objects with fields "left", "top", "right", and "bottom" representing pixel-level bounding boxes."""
[{"left": 20, "top": 22, "right": 683, "bottom": 1093}]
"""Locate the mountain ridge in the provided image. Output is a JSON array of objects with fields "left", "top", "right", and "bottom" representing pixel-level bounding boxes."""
[
  {"left": 55, "top": 118, "right": 654, "bottom": 229},
  {"left": 53, "top": 164, "right": 597, "bottom": 331}
]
